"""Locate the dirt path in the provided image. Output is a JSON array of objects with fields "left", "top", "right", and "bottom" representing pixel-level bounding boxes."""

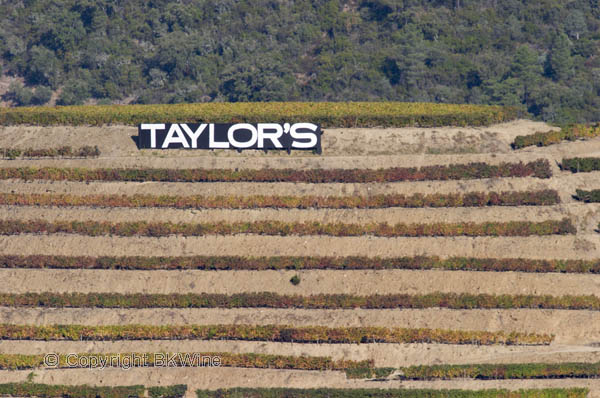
[
  {"left": 1, "top": 171, "right": 598, "bottom": 203},
  {"left": 0, "top": 204, "right": 578, "bottom": 225},
  {"left": 0, "top": 234, "right": 596, "bottom": 259},
  {"left": 1, "top": 368, "right": 599, "bottom": 398},
  {"left": 0, "top": 121, "right": 598, "bottom": 171},
  {"left": 1, "top": 340, "right": 599, "bottom": 368},
  {"left": 2, "top": 307, "right": 599, "bottom": 345},
  {"left": 0, "top": 120, "right": 555, "bottom": 158},
  {"left": 0, "top": 268, "right": 598, "bottom": 297},
  {"left": 0, "top": 152, "right": 555, "bottom": 170}
]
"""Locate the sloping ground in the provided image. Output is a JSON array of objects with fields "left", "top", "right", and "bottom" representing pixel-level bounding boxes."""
[
  {"left": 3, "top": 368, "right": 600, "bottom": 398},
  {"left": 1, "top": 268, "right": 599, "bottom": 296},
  {"left": 2, "top": 340, "right": 600, "bottom": 367},
  {"left": 1, "top": 119, "right": 600, "bottom": 397},
  {"left": 0, "top": 120, "right": 552, "bottom": 158},
  {"left": 3, "top": 307, "right": 600, "bottom": 344}
]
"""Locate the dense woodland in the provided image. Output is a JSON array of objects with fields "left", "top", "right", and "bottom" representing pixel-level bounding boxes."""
[{"left": 1, "top": 0, "right": 599, "bottom": 123}]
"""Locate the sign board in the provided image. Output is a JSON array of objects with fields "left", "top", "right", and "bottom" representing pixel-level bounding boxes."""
[{"left": 138, "top": 123, "right": 322, "bottom": 154}]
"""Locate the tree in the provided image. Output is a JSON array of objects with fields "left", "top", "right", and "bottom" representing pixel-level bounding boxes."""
[
  {"left": 546, "top": 33, "right": 574, "bottom": 81},
  {"left": 6, "top": 82, "right": 33, "bottom": 106},
  {"left": 25, "top": 46, "right": 60, "bottom": 87},
  {"left": 57, "top": 80, "right": 90, "bottom": 105},
  {"left": 509, "top": 45, "right": 542, "bottom": 103},
  {"left": 32, "top": 86, "right": 53, "bottom": 105},
  {"left": 565, "top": 10, "right": 587, "bottom": 40}
]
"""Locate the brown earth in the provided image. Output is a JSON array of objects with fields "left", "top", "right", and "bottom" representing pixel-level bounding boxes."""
[
  {"left": 0, "top": 234, "right": 597, "bottom": 259},
  {"left": 0, "top": 171, "right": 598, "bottom": 204},
  {"left": 0, "top": 268, "right": 598, "bottom": 297},
  {"left": 0, "top": 119, "right": 595, "bottom": 170},
  {"left": 1, "top": 368, "right": 600, "bottom": 398},
  {"left": 0, "top": 119, "right": 556, "bottom": 158},
  {"left": 1, "top": 120, "right": 600, "bottom": 392},
  {"left": 2, "top": 307, "right": 600, "bottom": 345},
  {"left": 1, "top": 340, "right": 600, "bottom": 367},
  {"left": 0, "top": 203, "right": 581, "bottom": 225}
]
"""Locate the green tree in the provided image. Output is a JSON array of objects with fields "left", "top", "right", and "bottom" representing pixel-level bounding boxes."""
[
  {"left": 26, "top": 46, "right": 61, "bottom": 87},
  {"left": 31, "top": 86, "right": 53, "bottom": 105},
  {"left": 57, "top": 80, "right": 90, "bottom": 105},
  {"left": 565, "top": 10, "right": 587, "bottom": 40},
  {"left": 6, "top": 82, "right": 33, "bottom": 106},
  {"left": 509, "top": 45, "right": 542, "bottom": 103},
  {"left": 546, "top": 33, "right": 574, "bottom": 81}
]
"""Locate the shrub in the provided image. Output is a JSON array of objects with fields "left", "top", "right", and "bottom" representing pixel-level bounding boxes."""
[
  {"left": 148, "top": 385, "right": 187, "bottom": 398},
  {"left": 0, "top": 218, "right": 575, "bottom": 238},
  {"left": 0, "top": 102, "right": 519, "bottom": 127},
  {"left": 398, "top": 362, "right": 600, "bottom": 380},
  {"left": 0, "top": 254, "right": 598, "bottom": 273},
  {"left": 512, "top": 124, "right": 600, "bottom": 149},
  {"left": 0, "top": 383, "right": 146, "bottom": 398},
  {"left": 195, "top": 388, "right": 589, "bottom": 398},
  {"left": 0, "top": 352, "right": 371, "bottom": 372},
  {"left": 0, "top": 160, "right": 552, "bottom": 183},
  {"left": 574, "top": 189, "right": 600, "bottom": 202},
  {"left": 0, "top": 324, "right": 553, "bottom": 345},
  {"left": 1, "top": 292, "right": 597, "bottom": 310},
  {"left": 0, "top": 146, "right": 100, "bottom": 159},
  {"left": 290, "top": 275, "right": 301, "bottom": 285},
  {"left": 0, "top": 190, "right": 560, "bottom": 209},
  {"left": 560, "top": 157, "right": 600, "bottom": 173}
]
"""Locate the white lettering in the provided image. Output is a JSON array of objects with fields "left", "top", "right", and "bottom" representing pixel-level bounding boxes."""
[
  {"left": 290, "top": 123, "right": 318, "bottom": 148},
  {"left": 162, "top": 124, "right": 190, "bottom": 148},
  {"left": 141, "top": 123, "right": 165, "bottom": 148},
  {"left": 228, "top": 123, "right": 258, "bottom": 149},
  {"left": 181, "top": 123, "right": 207, "bottom": 148},
  {"left": 209, "top": 124, "right": 229, "bottom": 148},
  {"left": 257, "top": 123, "right": 283, "bottom": 148}
]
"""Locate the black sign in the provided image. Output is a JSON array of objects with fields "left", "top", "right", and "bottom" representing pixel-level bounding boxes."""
[{"left": 138, "top": 123, "right": 322, "bottom": 154}]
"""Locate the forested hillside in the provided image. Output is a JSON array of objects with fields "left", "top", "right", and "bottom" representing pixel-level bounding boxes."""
[{"left": 1, "top": 0, "right": 599, "bottom": 123}]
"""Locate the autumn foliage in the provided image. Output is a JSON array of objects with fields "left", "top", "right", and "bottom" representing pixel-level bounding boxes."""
[
  {"left": 0, "top": 160, "right": 552, "bottom": 183},
  {"left": 0, "top": 254, "right": 597, "bottom": 273},
  {"left": 512, "top": 124, "right": 600, "bottom": 149},
  {"left": 0, "top": 324, "right": 553, "bottom": 345},
  {"left": 0, "top": 218, "right": 575, "bottom": 237},
  {"left": 0, "top": 190, "right": 561, "bottom": 209},
  {"left": 560, "top": 157, "right": 600, "bottom": 173},
  {"left": 196, "top": 388, "right": 589, "bottom": 398},
  {"left": 0, "top": 352, "right": 371, "bottom": 372},
  {"left": 0, "top": 102, "right": 519, "bottom": 127},
  {"left": 398, "top": 362, "right": 600, "bottom": 380},
  {"left": 0, "top": 146, "right": 100, "bottom": 159},
  {"left": 1, "top": 292, "right": 598, "bottom": 310},
  {"left": 0, "top": 383, "right": 186, "bottom": 398}
]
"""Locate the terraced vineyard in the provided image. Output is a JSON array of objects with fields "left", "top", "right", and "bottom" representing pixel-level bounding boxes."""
[{"left": 0, "top": 104, "right": 600, "bottom": 398}]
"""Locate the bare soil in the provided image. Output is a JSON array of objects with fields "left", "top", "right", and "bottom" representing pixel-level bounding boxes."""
[
  {"left": 1, "top": 340, "right": 599, "bottom": 368},
  {"left": 3, "top": 200, "right": 600, "bottom": 233},
  {"left": 0, "top": 268, "right": 598, "bottom": 297},
  {"left": 0, "top": 234, "right": 596, "bottom": 259},
  {"left": 1, "top": 368, "right": 599, "bottom": 398},
  {"left": 0, "top": 119, "right": 555, "bottom": 159},
  {"left": 2, "top": 307, "right": 600, "bottom": 345},
  {"left": 0, "top": 171, "right": 598, "bottom": 204},
  {"left": 0, "top": 203, "right": 578, "bottom": 225},
  {"left": 1, "top": 120, "right": 600, "bottom": 392}
]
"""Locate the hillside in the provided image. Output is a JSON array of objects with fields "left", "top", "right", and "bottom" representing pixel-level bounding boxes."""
[
  {"left": 0, "top": 103, "right": 599, "bottom": 397},
  {"left": 1, "top": 0, "right": 600, "bottom": 123}
]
